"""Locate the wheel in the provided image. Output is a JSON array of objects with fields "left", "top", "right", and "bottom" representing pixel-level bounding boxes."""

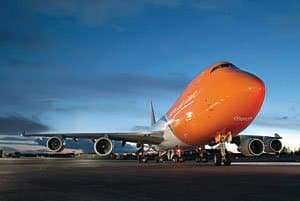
[
  {"left": 142, "top": 157, "right": 148, "bottom": 163},
  {"left": 223, "top": 154, "right": 231, "bottom": 166},
  {"left": 195, "top": 155, "right": 201, "bottom": 163},
  {"left": 172, "top": 155, "right": 179, "bottom": 163},
  {"left": 137, "top": 154, "right": 147, "bottom": 163},
  {"left": 155, "top": 156, "right": 164, "bottom": 163},
  {"left": 214, "top": 151, "right": 222, "bottom": 166},
  {"left": 179, "top": 156, "right": 185, "bottom": 163},
  {"left": 137, "top": 155, "right": 143, "bottom": 163},
  {"left": 156, "top": 155, "right": 167, "bottom": 163},
  {"left": 155, "top": 156, "right": 160, "bottom": 163},
  {"left": 195, "top": 153, "right": 208, "bottom": 163},
  {"left": 224, "top": 158, "right": 231, "bottom": 166}
]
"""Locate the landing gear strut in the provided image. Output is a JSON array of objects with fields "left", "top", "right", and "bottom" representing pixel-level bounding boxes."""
[
  {"left": 155, "top": 151, "right": 167, "bottom": 163},
  {"left": 137, "top": 144, "right": 148, "bottom": 163},
  {"left": 168, "top": 148, "right": 184, "bottom": 163}
]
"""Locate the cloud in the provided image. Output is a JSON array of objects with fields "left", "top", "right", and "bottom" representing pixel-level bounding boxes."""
[
  {"left": 267, "top": 14, "right": 300, "bottom": 33},
  {"left": 253, "top": 115, "right": 300, "bottom": 130},
  {"left": 94, "top": 73, "right": 188, "bottom": 95},
  {"left": 192, "top": 0, "right": 223, "bottom": 11},
  {"left": 112, "top": 24, "right": 126, "bottom": 32},
  {"left": 191, "top": 0, "right": 238, "bottom": 14},
  {"left": 0, "top": 136, "right": 34, "bottom": 141},
  {"left": 6, "top": 58, "right": 43, "bottom": 69},
  {"left": 2, "top": 1, "right": 186, "bottom": 50},
  {"left": 0, "top": 115, "right": 49, "bottom": 135},
  {"left": 0, "top": 0, "right": 183, "bottom": 53},
  {"left": 0, "top": 71, "right": 189, "bottom": 115},
  {"left": 150, "top": 0, "right": 182, "bottom": 8},
  {"left": 28, "top": 0, "right": 182, "bottom": 27},
  {"left": 0, "top": 31, "right": 49, "bottom": 50}
]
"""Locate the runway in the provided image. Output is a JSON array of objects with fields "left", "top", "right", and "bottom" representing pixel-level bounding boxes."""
[{"left": 0, "top": 159, "right": 299, "bottom": 201}]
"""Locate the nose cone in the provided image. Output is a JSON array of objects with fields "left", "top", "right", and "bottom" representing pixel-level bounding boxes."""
[
  {"left": 208, "top": 65, "right": 266, "bottom": 134},
  {"left": 237, "top": 72, "right": 265, "bottom": 111},
  {"left": 165, "top": 63, "right": 266, "bottom": 145},
  {"left": 228, "top": 70, "right": 265, "bottom": 132}
]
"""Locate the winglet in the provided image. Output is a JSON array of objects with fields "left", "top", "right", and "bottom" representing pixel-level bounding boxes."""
[{"left": 150, "top": 100, "right": 156, "bottom": 126}]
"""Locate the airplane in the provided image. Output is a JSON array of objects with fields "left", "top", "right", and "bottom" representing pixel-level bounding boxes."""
[{"left": 22, "top": 61, "right": 283, "bottom": 166}]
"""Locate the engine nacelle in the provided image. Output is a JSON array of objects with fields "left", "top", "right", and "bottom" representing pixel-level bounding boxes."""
[
  {"left": 239, "top": 137, "right": 265, "bottom": 156},
  {"left": 94, "top": 137, "right": 113, "bottom": 156},
  {"left": 264, "top": 138, "right": 282, "bottom": 153},
  {"left": 47, "top": 137, "right": 64, "bottom": 152}
]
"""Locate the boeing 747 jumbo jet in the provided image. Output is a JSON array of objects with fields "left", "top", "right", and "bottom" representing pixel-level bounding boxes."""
[{"left": 23, "top": 62, "right": 283, "bottom": 165}]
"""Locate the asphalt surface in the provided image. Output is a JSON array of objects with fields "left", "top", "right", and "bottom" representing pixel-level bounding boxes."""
[{"left": 0, "top": 159, "right": 299, "bottom": 201}]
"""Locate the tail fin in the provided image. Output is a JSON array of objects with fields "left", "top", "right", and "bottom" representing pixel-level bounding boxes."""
[{"left": 150, "top": 100, "right": 156, "bottom": 126}]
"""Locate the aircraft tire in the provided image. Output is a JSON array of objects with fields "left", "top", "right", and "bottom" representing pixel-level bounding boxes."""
[
  {"left": 142, "top": 157, "right": 148, "bottom": 163},
  {"left": 214, "top": 151, "right": 222, "bottom": 166},
  {"left": 172, "top": 155, "right": 179, "bottom": 163},
  {"left": 223, "top": 154, "right": 231, "bottom": 166},
  {"left": 179, "top": 156, "right": 185, "bottom": 163},
  {"left": 195, "top": 155, "right": 201, "bottom": 162}
]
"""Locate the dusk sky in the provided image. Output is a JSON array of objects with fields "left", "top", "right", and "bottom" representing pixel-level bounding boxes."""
[{"left": 0, "top": 1, "right": 300, "bottom": 149}]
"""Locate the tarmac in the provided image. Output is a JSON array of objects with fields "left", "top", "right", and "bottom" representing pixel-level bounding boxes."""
[{"left": 0, "top": 158, "right": 299, "bottom": 201}]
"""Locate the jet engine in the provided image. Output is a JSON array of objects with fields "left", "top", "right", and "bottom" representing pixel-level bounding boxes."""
[
  {"left": 264, "top": 138, "right": 282, "bottom": 153},
  {"left": 47, "top": 137, "right": 64, "bottom": 152},
  {"left": 238, "top": 137, "right": 265, "bottom": 156},
  {"left": 94, "top": 137, "right": 113, "bottom": 156}
]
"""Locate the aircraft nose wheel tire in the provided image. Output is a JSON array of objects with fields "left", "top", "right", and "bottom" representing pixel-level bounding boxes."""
[
  {"left": 214, "top": 151, "right": 232, "bottom": 166},
  {"left": 223, "top": 155, "right": 231, "bottom": 166}
]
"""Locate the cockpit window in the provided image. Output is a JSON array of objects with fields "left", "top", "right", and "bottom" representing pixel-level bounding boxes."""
[{"left": 210, "top": 63, "right": 238, "bottom": 73}]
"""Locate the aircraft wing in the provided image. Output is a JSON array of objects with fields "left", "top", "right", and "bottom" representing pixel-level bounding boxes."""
[{"left": 22, "top": 130, "right": 164, "bottom": 145}]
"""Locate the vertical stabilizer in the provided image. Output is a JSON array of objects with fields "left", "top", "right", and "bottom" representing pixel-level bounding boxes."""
[{"left": 150, "top": 100, "right": 156, "bottom": 126}]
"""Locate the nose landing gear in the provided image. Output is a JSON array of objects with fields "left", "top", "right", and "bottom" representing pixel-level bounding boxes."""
[
  {"left": 213, "top": 150, "right": 231, "bottom": 166},
  {"left": 213, "top": 134, "right": 232, "bottom": 166}
]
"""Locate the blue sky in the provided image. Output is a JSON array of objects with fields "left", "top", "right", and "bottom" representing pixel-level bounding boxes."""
[{"left": 0, "top": 1, "right": 300, "bottom": 149}]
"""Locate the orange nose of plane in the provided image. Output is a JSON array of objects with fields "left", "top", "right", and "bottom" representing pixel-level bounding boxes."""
[
  {"left": 238, "top": 72, "right": 265, "bottom": 112},
  {"left": 214, "top": 67, "right": 266, "bottom": 135},
  {"left": 166, "top": 62, "right": 266, "bottom": 145}
]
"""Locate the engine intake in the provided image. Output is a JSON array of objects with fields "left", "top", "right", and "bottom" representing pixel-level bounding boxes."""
[
  {"left": 94, "top": 137, "right": 113, "bottom": 156},
  {"left": 239, "top": 138, "right": 264, "bottom": 156},
  {"left": 47, "top": 137, "right": 64, "bottom": 152},
  {"left": 264, "top": 138, "right": 282, "bottom": 153}
]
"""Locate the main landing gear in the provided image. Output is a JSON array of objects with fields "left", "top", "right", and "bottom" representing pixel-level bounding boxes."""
[
  {"left": 136, "top": 139, "right": 232, "bottom": 166},
  {"left": 155, "top": 149, "right": 184, "bottom": 163},
  {"left": 137, "top": 144, "right": 148, "bottom": 163},
  {"left": 170, "top": 149, "right": 185, "bottom": 163},
  {"left": 155, "top": 151, "right": 167, "bottom": 163}
]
